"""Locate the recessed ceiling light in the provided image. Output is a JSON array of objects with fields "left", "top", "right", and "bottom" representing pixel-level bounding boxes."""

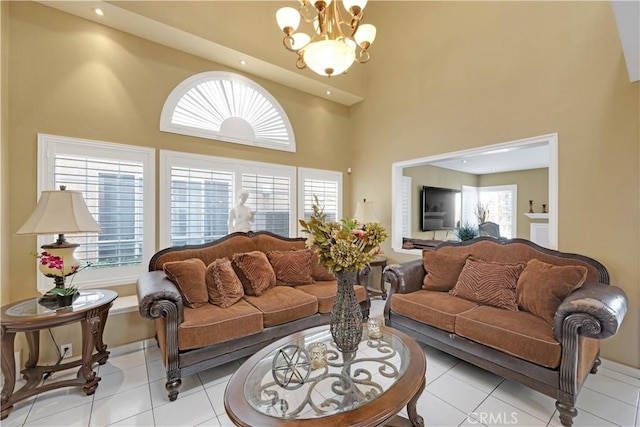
[
  {"left": 326, "top": 90, "right": 331, "bottom": 95},
  {"left": 239, "top": 60, "right": 247, "bottom": 65},
  {"left": 93, "top": 8, "right": 104, "bottom": 16},
  {"left": 462, "top": 160, "right": 468, "bottom": 164}
]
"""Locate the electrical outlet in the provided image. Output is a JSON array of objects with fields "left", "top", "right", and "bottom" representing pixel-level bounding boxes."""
[{"left": 60, "top": 343, "right": 72, "bottom": 359}]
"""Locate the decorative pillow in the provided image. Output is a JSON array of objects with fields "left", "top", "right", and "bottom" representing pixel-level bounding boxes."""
[
  {"left": 310, "top": 250, "right": 335, "bottom": 281},
  {"left": 267, "top": 250, "right": 314, "bottom": 285},
  {"left": 163, "top": 258, "right": 208, "bottom": 308},
  {"left": 516, "top": 259, "right": 588, "bottom": 323},
  {"left": 449, "top": 258, "right": 526, "bottom": 311},
  {"left": 205, "top": 258, "right": 245, "bottom": 308},
  {"left": 422, "top": 250, "right": 469, "bottom": 291},
  {"left": 232, "top": 251, "right": 277, "bottom": 296}
]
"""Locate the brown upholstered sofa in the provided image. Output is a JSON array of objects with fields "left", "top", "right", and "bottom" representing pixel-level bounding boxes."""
[
  {"left": 136, "top": 231, "right": 370, "bottom": 401},
  {"left": 384, "top": 237, "right": 627, "bottom": 427}
]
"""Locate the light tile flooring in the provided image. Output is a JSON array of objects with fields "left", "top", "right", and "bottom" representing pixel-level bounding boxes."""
[{"left": 3, "top": 299, "right": 639, "bottom": 427}]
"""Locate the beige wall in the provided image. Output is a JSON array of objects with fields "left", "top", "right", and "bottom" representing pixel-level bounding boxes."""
[
  {"left": 3, "top": 1, "right": 639, "bottom": 370},
  {"left": 350, "top": 2, "right": 639, "bottom": 367},
  {"left": 479, "top": 168, "right": 548, "bottom": 239},
  {"left": 4, "top": 2, "right": 351, "bottom": 363},
  {"left": 403, "top": 165, "right": 549, "bottom": 240},
  {"left": 1, "top": 2, "right": 8, "bottom": 307},
  {"left": 403, "top": 165, "right": 477, "bottom": 238}
]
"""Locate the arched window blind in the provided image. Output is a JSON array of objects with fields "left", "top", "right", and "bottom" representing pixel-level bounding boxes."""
[{"left": 160, "top": 71, "right": 296, "bottom": 152}]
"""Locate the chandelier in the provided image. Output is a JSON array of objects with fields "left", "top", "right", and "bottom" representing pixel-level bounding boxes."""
[{"left": 275, "top": 0, "right": 376, "bottom": 77}]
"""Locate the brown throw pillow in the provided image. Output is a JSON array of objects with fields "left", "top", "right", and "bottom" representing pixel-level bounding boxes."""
[
  {"left": 516, "top": 259, "right": 588, "bottom": 323},
  {"left": 267, "top": 250, "right": 314, "bottom": 285},
  {"left": 422, "top": 250, "right": 469, "bottom": 291},
  {"left": 205, "top": 258, "right": 245, "bottom": 308},
  {"left": 232, "top": 251, "right": 276, "bottom": 296},
  {"left": 310, "top": 250, "right": 335, "bottom": 281},
  {"left": 163, "top": 258, "right": 208, "bottom": 308},
  {"left": 449, "top": 258, "right": 526, "bottom": 311}
]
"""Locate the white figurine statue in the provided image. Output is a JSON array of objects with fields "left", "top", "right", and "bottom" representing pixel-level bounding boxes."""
[{"left": 228, "top": 190, "right": 256, "bottom": 233}]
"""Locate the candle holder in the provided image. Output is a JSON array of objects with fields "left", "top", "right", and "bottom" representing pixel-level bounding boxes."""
[{"left": 367, "top": 317, "right": 383, "bottom": 339}]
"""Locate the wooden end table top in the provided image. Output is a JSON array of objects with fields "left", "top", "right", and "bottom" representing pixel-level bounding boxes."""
[{"left": 224, "top": 324, "right": 426, "bottom": 426}]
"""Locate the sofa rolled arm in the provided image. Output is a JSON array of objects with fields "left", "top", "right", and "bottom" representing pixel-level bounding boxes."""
[
  {"left": 384, "top": 259, "right": 425, "bottom": 295},
  {"left": 553, "top": 282, "right": 627, "bottom": 342},
  {"left": 137, "top": 270, "right": 185, "bottom": 325}
]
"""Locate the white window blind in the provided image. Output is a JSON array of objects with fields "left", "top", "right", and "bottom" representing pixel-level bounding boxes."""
[
  {"left": 298, "top": 168, "right": 343, "bottom": 233},
  {"left": 160, "top": 151, "right": 298, "bottom": 246},
  {"left": 478, "top": 185, "right": 517, "bottom": 238},
  {"left": 169, "top": 167, "right": 233, "bottom": 246},
  {"left": 54, "top": 155, "right": 145, "bottom": 269},
  {"left": 461, "top": 184, "right": 517, "bottom": 238},
  {"left": 401, "top": 176, "right": 412, "bottom": 238},
  {"left": 242, "top": 174, "right": 292, "bottom": 237},
  {"left": 37, "top": 134, "right": 155, "bottom": 291},
  {"left": 160, "top": 71, "right": 296, "bottom": 152}
]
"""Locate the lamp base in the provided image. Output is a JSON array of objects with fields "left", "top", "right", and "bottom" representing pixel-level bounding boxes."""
[{"left": 40, "top": 237, "right": 80, "bottom": 288}]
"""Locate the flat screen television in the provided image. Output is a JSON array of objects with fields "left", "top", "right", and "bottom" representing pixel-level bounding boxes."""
[{"left": 421, "top": 186, "right": 460, "bottom": 231}]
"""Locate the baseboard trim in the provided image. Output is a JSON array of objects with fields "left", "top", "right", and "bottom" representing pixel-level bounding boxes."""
[{"left": 601, "top": 358, "right": 640, "bottom": 379}]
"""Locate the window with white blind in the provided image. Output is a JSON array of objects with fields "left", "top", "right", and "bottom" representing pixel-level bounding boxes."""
[
  {"left": 401, "top": 176, "right": 411, "bottom": 238},
  {"left": 160, "top": 71, "right": 296, "bottom": 152},
  {"left": 298, "top": 168, "right": 343, "bottom": 226},
  {"left": 461, "top": 184, "right": 517, "bottom": 238},
  {"left": 37, "top": 134, "right": 155, "bottom": 292},
  {"left": 159, "top": 151, "right": 297, "bottom": 248}
]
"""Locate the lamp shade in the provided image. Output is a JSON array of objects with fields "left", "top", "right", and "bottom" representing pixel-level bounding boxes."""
[
  {"left": 354, "top": 199, "right": 381, "bottom": 224},
  {"left": 304, "top": 39, "right": 355, "bottom": 77},
  {"left": 17, "top": 189, "right": 101, "bottom": 235}
]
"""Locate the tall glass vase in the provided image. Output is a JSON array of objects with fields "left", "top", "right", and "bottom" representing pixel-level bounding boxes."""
[{"left": 330, "top": 271, "right": 363, "bottom": 353}]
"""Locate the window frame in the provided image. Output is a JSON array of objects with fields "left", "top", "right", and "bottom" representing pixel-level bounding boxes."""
[
  {"left": 159, "top": 150, "right": 297, "bottom": 248},
  {"left": 297, "top": 167, "right": 344, "bottom": 233},
  {"left": 36, "top": 134, "right": 155, "bottom": 292},
  {"left": 160, "top": 71, "right": 296, "bottom": 153}
]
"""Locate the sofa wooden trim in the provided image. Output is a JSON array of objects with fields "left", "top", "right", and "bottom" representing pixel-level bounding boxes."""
[
  {"left": 137, "top": 231, "right": 371, "bottom": 401},
  {"left": 383, "top": 237, "right": 627, "bottom": 427}
]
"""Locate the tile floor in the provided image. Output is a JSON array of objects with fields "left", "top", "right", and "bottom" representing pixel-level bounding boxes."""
[{"left": 3, "top": 299, "right": 639, "bottom": 427}]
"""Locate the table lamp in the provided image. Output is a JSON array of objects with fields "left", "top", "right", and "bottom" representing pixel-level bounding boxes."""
[
  {"left": 353, "top": 198, "right": 381, "bottom": 224},
  {"left": 16, "top": 186, "right": 101, "bottom": 289}
]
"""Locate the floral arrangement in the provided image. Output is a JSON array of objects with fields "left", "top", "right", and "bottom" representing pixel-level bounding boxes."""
[{"left": 299, "top": 197, "right": 388, "bottom": 273}]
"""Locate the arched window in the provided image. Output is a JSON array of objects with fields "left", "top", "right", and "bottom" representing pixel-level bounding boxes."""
[{"left": 160, "top": 71, "right": 296, "bottom": 152}]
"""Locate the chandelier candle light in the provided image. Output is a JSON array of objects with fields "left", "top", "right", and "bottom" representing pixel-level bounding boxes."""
[{"left": 276, "top": 0, "right": 377, "bottom": 77}]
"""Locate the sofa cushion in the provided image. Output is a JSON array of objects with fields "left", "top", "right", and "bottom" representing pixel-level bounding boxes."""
[
  {"left": 455, "top": 305, "right": 561, "bottom": 368},
  {"left": 163, "top": 258, "right": 208, "bottom": 308},
  {"left": 205, "top": 258, "right": 244, "bottom": 308},
  {"left": 243, "top": 286, "right": 319, "bottom": 327},
  {"left": 450, "top": 258, "right": 525, "bottom": 311},
  {"left": 516, "top": 259, "right": 588, "bottom": 324},
  {"left": 177, "top": 300, "right": 263, "bottom": 350},
  {"left": 310, "top": 251, "right": 335, "bottom": 281},
  {"left": 295, "top": 281, "right": 367, "bottom": 313},
  {"left": 267, "top": 249, "right": 314, "bottom": 285},
  {"left": 232, "top": 251, "right": 276, "bottom": 296},
  {"left": 422, "top": 250, "right": 469, "bottom": 291},
  {"left": 390, "top": 290, "right": 479, "bottom": 332}
]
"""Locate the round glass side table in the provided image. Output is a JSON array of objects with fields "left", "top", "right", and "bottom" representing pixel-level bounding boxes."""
[{"left": 0, "top": 290, "right": 118, "bottom": 420}]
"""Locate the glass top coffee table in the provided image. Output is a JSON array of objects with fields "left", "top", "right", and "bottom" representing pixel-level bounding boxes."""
[{"left": 224, "top": 324, "right": 426, "bottom": 426}]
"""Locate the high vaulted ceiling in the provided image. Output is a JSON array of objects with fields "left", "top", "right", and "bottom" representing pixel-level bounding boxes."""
[
  {"left": 38, "top": 0, "right": 639, "bottom": 109},
  {"left": 38, "top": 0, "right": 370, "bottom": 106},
  {"left": 39, "top": 0, "right": 640, "bottom": 173}
]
